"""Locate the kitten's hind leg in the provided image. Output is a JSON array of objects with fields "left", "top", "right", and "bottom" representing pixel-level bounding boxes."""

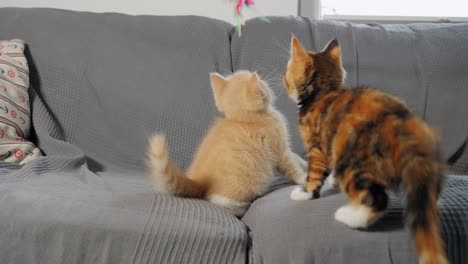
[
  {"left": 335, "top": 170, "right": 388, "bottom": 228},
  {"left": 334, "top": 203, "right": 382, "bottom": 228}
]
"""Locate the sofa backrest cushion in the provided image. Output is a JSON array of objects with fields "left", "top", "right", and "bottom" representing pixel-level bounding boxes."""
[
  {"left": 231, "top": 17, "right": 468, "bottom": 160},
  {"left": 0, "top": 8, "right": 233, "bottom": 171}
]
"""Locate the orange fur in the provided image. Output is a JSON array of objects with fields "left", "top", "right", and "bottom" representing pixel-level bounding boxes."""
[
  {"left": 284, "top": 36, "right": 448, "bottom": 263},
  {"left": 148, "top": 71, "right": 306, "bottom": 216}
]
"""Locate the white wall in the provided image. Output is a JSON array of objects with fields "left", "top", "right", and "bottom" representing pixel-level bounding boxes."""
[{"left": 0, "top": 0, "right": 297, "bottom": 23}]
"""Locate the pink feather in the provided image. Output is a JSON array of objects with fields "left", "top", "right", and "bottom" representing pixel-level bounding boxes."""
[{"left": 236, "top": 0, "right": 244, "bottom": 15}]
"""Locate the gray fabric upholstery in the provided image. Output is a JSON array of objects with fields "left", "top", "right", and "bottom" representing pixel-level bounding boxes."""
[
  {"left": 0, "top": 8, "right": 247, "bottom": 264},
  {"left": 0, "top": 170, "right": 247, "bottom": 264},
  {"left": 242, "top": 176, "right": 468, "bottom": 264},
  {"left": 232, "top": 17, "right": 468, "bottom": 264},
  {"left": 448, "top": 138, "right": 468, "bottom": 175}
]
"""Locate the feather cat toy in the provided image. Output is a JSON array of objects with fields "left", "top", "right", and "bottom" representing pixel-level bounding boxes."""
[{"left": 230, "top": 0, "right": 269, "bottom": 36}]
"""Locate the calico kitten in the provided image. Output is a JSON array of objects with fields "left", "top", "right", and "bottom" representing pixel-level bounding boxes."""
[
  {"left": 284, "top": 36, "right": 447, "bottom": 264},
  {"left": 147, "top": 70, "right": 306, "bottom": 217}
]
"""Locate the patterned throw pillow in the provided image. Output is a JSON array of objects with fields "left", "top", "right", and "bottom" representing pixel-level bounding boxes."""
[{"left": 0, "top": 39, "right": 42, "bottom": 164}]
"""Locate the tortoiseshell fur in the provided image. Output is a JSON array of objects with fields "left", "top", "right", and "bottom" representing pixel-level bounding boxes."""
[{"left": 284, "top": 37, "right": 447, "bottom": 264}]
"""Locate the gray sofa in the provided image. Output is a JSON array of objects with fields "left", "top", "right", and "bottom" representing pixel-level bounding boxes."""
[{"left": 0, "top": 8, "right": 466, "bottom": 264}]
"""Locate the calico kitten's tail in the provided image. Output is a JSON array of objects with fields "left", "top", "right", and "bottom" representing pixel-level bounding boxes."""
[
  {"left": 403, "top": 157, "right": 448, "bottom": 264},
  {"left": 147, "top": 134, "right": 205, "bottom": 197}
]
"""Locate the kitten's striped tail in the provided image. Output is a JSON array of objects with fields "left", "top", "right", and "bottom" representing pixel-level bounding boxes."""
[
  {"left": 147, "top": 134, "right": 205, "bottom": 198},
  {"left": 403, "top": 157, "right": 448, "bottom": 264}
]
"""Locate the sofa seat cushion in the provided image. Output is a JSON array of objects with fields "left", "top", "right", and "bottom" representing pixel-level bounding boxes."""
[
  {"left": 242, "top": 176, "right": 468, "bottom": 264},
  {"left": 0, "top": 169, "right": 248, "bottom": 264}
]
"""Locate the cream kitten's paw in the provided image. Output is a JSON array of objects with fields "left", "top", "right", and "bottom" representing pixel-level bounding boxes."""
[
  {"left": 295, "top": 172, "right": 307, "bottom": 185},
  {"left": 290, "top": 186, "right": 313, "bottom": 200},
  {"left": 294, "top": 154, "right": 308, "bottom": 171},
  {"left": 334, "top": 204, "right": 370, "bottom": 228}
]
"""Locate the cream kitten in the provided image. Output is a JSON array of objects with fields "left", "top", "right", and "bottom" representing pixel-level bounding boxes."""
[{"left": 147, "top": 70, "right": 306, "bottom": 216}]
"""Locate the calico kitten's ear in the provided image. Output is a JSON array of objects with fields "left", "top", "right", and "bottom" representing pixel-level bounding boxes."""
[
  {"left": 210, "top": 73, "right": 227, "bottom": 110},
  {"left": 322, "top": 39, "right": 342, "bottom": 65},
  {"left": 290, "top": 35, "right": 312, "bottom": 65}
]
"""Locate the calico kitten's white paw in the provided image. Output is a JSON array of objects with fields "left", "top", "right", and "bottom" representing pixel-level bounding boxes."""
[
  {"left": 334, "top": 204, "right": 370, "bottom": 228},
  {"left": 290, "top": 186, "right": 313, "bottom": 200}
]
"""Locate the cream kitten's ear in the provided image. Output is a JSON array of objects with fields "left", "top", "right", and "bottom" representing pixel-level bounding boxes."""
[
  {"left": 322, "top": 39, "right": 342, "bottom": 65},
  {"left": 210, "top": 72, "right": 227, "bottom": 90},
  {"left": 248, "top": 72, "right": 262, "bottom": 92},
  {"left": 210, "top": 73, "right": 227, "bottom": 110},
  {"left": 290, "top": 35, "right": 311, "bottom": 65},
  {"left": 247, "top": 72, "right": 268, "bottom": 103},
  {"left": 249, "top": 72, "right": 259, "bottom": 83}
]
